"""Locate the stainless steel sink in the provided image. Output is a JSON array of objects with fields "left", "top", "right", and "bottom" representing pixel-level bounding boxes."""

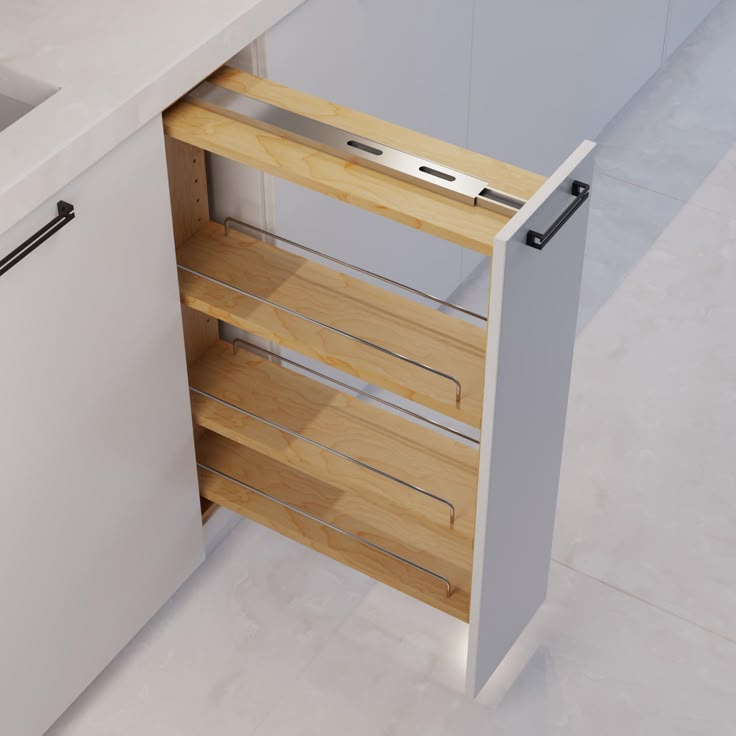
[{"left": 0, "top": 66, "right": 58, "bottom": 132}]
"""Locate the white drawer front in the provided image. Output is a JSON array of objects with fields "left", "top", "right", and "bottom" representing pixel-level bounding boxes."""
[{"left": 0, "top": 116, "right": 204, "bottom": 735}]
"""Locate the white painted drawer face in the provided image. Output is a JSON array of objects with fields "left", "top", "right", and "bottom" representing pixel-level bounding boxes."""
[{"left": 0, "top": 117, "right": 204, "bottom": 736}]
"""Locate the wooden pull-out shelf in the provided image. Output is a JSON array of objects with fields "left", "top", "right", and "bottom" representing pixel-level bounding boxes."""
[
  {"left": 189, "top": 339, "right": 475, "bottom": 618},
  {"left": 164, "top": 67, "right": 595, "bottom": 695},
  {"left": 178, "top": 222, "right": 486, "bottom": 427},
  {"left": 189, "top": 340, "right": 478, "bottom": 529},
  {"left": 164, "top": 68, "right": 545, "bottom": 254},
  {"left": 197, "top": 431, "right": 471, "bottom": 620}
]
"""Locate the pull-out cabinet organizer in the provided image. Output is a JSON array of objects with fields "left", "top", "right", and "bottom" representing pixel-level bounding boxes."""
[{"left": 162, "top": 67, "right": 594, "bottom": 696}]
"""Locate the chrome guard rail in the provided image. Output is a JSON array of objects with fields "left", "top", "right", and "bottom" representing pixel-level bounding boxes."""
[
  {"left": 190, "top": 385, "right": 457, "bottom": 525},
  {"left": 232, "top": 338, "right": 479, "bottom": 445},
  {"left": 223, "top": 217, "right": 487, "bottom": 322},
  {"left": 177, "top": 263, "right": 463, "bottom": 406},
  {"left": 198, "top": 462, "right": 453, "bottom": 597}
]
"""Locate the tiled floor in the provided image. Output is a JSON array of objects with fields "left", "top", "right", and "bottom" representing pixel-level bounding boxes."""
[
  {"left": 580, "top": 0, "right": 736, "bottom": 328},
  {"left": 47, "top": 4, "right": 736, "bottom": 735}
]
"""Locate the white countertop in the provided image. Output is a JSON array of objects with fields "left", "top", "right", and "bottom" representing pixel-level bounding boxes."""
[{"left": 0, "top": 0, "right": 305, "bottom": 234}]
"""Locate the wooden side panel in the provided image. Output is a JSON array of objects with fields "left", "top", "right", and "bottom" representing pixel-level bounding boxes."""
[
  {"left": 180, "top": 306, "right": 218, "bottom": 369},
  {"left": 466, "top": 141, "right": 596, "bottom": 696},
  {"left": 164, "top": 136, "right": 218, "bottom": 366},
  {"left": 164, "top": 138, "right": 210, "bottom": 248}
]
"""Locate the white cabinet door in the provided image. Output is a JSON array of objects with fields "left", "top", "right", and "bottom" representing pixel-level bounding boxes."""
[
  {"left": 262, "top": 0, "right": 475, "bottom": 301},
  {"left": 0, "top": 116, "right": 204, "bottom": 736},
  {"left": 467, "top": 141, "right": 595, "bottom": 696}
]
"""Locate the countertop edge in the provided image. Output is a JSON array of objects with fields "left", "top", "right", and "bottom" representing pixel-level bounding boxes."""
[{"left": 0, "top": 0, "right": 305, "bottom": 235}]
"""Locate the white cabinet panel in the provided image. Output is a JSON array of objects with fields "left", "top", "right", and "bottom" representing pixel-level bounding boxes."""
[
  {"left": 263, "top": 0, "right": 475, "bottom": 300},
  {"left": 664, "top": 0, "right": 721, "bottom": 58},
  {"left": 0, "top": 117, "right": 204, "bottom": 735},
  {"left": 468, "top": 141, "right": 595, "bottom": 695},
  {"left": 468, "top": 0, "right": 669, "bottom": 175}
]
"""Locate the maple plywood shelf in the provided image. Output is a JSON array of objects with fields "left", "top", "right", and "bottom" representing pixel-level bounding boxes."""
[
  {"left": 162, "top": 64, "right": 595, "bottom": 695},
  {"left": 189, "top": 341, "right": 479, "bottom": 525},
  {"left": 177, "top": 222, "right": 486, "bottom": 427},
  {"left": 189, "top": 339, "right": 476, "bottom": 619},
  {"left": 197, "top": 431, "right": 470, "bottom": 619}
]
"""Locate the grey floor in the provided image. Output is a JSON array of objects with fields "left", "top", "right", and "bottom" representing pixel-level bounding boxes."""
[{"left": 47, "top": 4, "right": 736, "bottom": 734}]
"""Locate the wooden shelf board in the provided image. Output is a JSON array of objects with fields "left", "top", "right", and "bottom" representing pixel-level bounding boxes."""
[
  {"left": 189, "top": 340, "right": 479, "bottom": 533},
  {"left": 209, "top": 67, "right": 545, "bottom": 202},
  {"left": 178, "top": 222, "right": 486, "bottom": 427},
  {"left": 197, "top": 431, "right": 471, "bottom": 620},
  {"left": 164, "top": 67, "right": 545, "bottom": 255}
]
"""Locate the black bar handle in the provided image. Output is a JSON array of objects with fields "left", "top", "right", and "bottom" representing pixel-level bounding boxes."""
[
  {"left": 0, "top": 201, "right": 76, "bottom": 278},
  {"left": 526, "top": 181, "right": 589, "bottom": 250}
]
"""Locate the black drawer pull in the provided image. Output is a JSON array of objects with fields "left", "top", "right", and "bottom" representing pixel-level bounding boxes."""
[
  {"left": 526, "top": 181, "right": 589, "bottom": 250},
  {"left": 0, "top": 201, "right": 76, "bottom": 278}
]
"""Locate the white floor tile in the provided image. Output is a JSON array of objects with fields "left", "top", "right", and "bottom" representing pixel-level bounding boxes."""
[
  {"left": 577, "top": 170, "right": 683, "bottom": 329},
  {"left": 46, "top": 521, "right": 374, "bottom": 736},
  {"left": 253, "top": 564, "right": 736, "bottom": 736},
  {"left": 334, "top": 583, "right": 470, "bottom": 692},
  {"left": 554, "top": 198, "right": 736, "bottom": 640},
  {"left": 595, "top": 0, "right": 736, "bottom": 202},
  {"left": 689, "top": 144, "right": 736, "bottom": 217}
]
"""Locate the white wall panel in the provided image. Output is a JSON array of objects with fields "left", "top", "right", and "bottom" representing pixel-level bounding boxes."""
[
  {"left": 263, "top": 0, "right": 475, "bottom": 300},
  {"left": 468, "top": 0, "right": 669, "bottom": 176}
]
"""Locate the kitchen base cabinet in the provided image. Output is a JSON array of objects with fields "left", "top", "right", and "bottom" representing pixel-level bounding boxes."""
[
  {"left": 163, "top": 68, "right": 594, "bottom": 696},
  {"left": 0, "top": 116, "right": 204, "bottom": 736},
  {"left": 665, "top": 0, "right": 722, "bottom": 59}
]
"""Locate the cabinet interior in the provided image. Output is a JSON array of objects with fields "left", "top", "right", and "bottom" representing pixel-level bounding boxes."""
[{"left": 163, "top": 67, "right": 545, "bottom": 622}]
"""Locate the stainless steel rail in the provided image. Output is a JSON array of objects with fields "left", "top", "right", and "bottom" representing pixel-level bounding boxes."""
[
  {"left": 189, "top": 386, "right": 456, "bottom": 524},
  {"left": 231, "top": 338, "right": 479, "bottom": 445},
  {"left": 198, "top": 462, "right": 453, "bottom": 596},
  {"left": 223, "top": 217, "right": 487, "bottom": 322},
  {"left": 177, "top": 263, "right": 463, "bottom": 405},
  {"left": 186, "top": 80, "right": 526, "bottom": 216}
]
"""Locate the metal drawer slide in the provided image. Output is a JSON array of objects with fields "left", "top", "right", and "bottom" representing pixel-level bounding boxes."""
[{"left": 187, "top": 81, "right": 526, "bottom": 217}]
